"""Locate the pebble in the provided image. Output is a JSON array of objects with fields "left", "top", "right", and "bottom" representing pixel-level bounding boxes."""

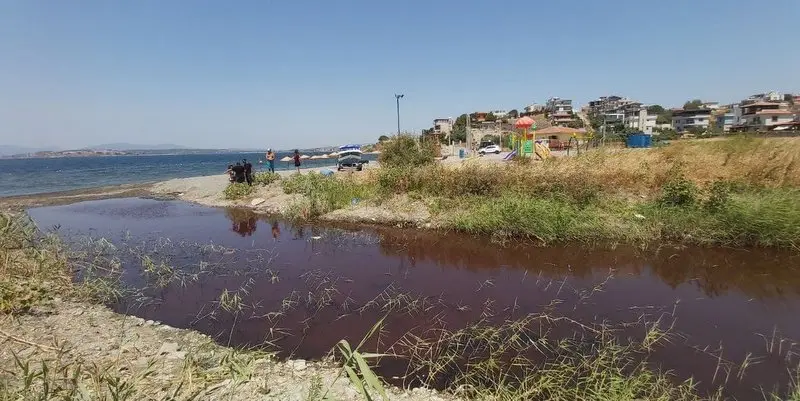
[{"left": 289, "top": 359, "right": 307, "bottom": 371}]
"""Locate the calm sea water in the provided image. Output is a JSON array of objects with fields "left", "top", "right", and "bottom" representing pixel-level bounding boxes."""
[{"left": 0, "top": 152, "right": 377, "bottom": 197}]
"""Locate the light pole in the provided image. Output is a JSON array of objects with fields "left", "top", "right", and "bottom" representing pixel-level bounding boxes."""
[{"left": 395, "top": 94, "right": 404, "bottom": 135}]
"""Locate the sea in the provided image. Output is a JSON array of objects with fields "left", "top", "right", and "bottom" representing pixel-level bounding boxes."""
[{"left": 0, "top": 151, "right": 377, "bottom": 197}]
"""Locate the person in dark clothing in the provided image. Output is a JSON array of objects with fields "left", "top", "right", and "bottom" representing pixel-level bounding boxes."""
[
  {"left": 231, "top": 162, "right": 245, "bottom": 183},
  {"left": 242, "top": 159, "right": 253, "bottom": 185},
  {"left": 293, "top": 149, "right": 301, "bottom": 173}
]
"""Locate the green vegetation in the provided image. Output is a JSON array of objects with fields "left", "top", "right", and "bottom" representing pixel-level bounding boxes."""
[
  {"left": 252, "top": 171, "right": 280, "bottom": 186},
  {"left": 282, "top": 172, "right": 376, "bottom": 219},
  {"left": 377, "top": 135, "right": 437, "bottom": 168},
  {"left": 683, "top": 99, "right": 704, "bottom": 110},
  {"left": 223, "top": 182, "right": 254, "bottom": 200},
  {"left": 281, "top": 136, "right": 800, "bottom": 248}
]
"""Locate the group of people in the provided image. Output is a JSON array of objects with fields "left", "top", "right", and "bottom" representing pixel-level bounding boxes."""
[
  {"left": 226, "top": 159, "right": 253, "bottom": 185},
  {"left": 227, "top": 149, "right": 305, "bottom": 184}
]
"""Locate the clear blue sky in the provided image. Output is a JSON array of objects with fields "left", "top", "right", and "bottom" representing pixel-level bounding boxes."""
[{"left": 2, "top": 0, "right": 799, "bottom": 150}]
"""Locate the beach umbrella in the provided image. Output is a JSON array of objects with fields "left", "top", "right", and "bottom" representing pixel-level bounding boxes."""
[
  {"left": 300, "top": 154, "right": 310, "bottom": 159},
  {"left": 280, "top": 156, "right": 292, "bottom": 162}
]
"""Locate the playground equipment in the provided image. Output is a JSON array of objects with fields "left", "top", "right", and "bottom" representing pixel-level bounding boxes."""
[{"left": 511, "top": 117, "right": 552, "bottom": 160}]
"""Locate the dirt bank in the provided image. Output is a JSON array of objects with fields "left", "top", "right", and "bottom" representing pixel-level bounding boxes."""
[{"left": 0, "top": 301, "right": 454, "bottom": 400}]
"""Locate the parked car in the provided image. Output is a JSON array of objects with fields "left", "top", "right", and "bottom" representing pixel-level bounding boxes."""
[{"left": 478, "top": 144, "right": 501, "bottom": 155}]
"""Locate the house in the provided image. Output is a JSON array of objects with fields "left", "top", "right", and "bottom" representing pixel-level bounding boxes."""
[
  {"left": 524, "top": 104, "right": 544, "bottom": 114},
  {"left": 432, "top": 118, "right": 453, "bottom": 136},
  {"left": 749, "top": 110, "right": 796, "bottom": 129},
  {"left": 715, "top": 111, "right": 737, "bottom": 132},
  {"left": 672, "top": 108, "right": 712, "bottom": 133},
  {"left": 625, "top": 109, "right": 657, "bottom": 133},
  {"left": 550, "top": 112, "right": 574, "bottom": 126},
  {"left": 737, "top": 101, "right": 789, "bottom": 129},
  {"left": 546, "top": 97, "right": 573, "bottom": 114},
  {"left": 536, "top": 126, "right": 586, "bottom": 149},
  {"left": 702, "top": 102, "right": 720, "bottom": 110}
]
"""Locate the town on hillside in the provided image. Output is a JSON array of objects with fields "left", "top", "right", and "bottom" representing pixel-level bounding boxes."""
[{"left": 418, "top": 90, "right": 800, "bottom": 150}]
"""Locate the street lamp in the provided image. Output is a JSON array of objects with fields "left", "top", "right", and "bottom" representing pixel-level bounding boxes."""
[{"left": 395, "top": 94, "right": 404, "bottom": 135}]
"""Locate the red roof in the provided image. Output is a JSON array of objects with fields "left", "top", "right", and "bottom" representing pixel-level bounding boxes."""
[{"left": 742, "top": 101, "right": 782, "bottom": 108}]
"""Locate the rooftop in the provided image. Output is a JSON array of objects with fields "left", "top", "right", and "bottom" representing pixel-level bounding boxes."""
[{"left": 755, "top": 110, "right": 794, "bottom": 115}]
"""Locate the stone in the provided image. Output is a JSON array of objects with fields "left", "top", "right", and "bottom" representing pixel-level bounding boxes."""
[
  {"left": 158, "top": 342, "right": 180, "bottom": 355},
  {"left": 251, "top": 198, "right": 266, "bottom": 206},
  {"left": 289, "top": 359, "right": 307, "bottom": 371}
]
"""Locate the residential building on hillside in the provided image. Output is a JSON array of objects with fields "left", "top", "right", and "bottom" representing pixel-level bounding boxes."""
[
  {"left": 587, "top": 95, "right": 635, "bottom": 114},
  {"left": 433, "top": 118, "right": 453, "bottom": 136},
  {"left": 672, "top": 109, "right": 712, "bottom": 133},
  {"left": 715, "top": 111, "right": 737, "bottom": 132},
  {"left": 524, "top": 104, "right": 544, "bottom": 114},
  {"left": 625, "top": 109, "right": 657, "bottom": 133},
  {"left": 546, "top": 97, "right": 573, "bottom": 114},
  {"left": 490, "top": 110, "right": 508, "bottom": 118},
  {"left": 702, "top": 102, "right": 720, "bottom": 110}
]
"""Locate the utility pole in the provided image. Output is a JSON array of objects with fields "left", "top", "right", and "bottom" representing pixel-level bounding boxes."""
[{"left": 394, "top": 94, "right": 404, "bottom": 135}]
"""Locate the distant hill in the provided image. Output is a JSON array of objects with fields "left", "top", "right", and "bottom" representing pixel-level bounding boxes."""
[{"left": 85, "top": 143, "right": 189, "bottom": 151}]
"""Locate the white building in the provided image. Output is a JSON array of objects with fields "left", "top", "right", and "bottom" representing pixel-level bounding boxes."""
[
  {"left": 625, "top": 109, "right": 658, "bottom": 133},
  {"left": 432, "top": 118, "right": 453, "bottom": 136},
  {"left": 546, "top": 97, "right": 573, "bottom": 114},
  {"left": 672, "top": 109, "right": 712, "bottom": 133}
]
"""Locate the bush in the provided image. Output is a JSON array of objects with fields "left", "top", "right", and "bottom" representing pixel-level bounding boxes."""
[
  {"left": 223, "top": 183, "right": 254, "bottom": 200},
  {"left": 378, "top": 136, "right": 437, "bottom": 168},
  {"left": 282, "top": 173, "right": 376, "bottom": 218},
  {"left": 658, "top": 175, "right": 697, "bottom": 207},
  {"left": 253, "top": 172, "right": 280, "bottom": 186}
]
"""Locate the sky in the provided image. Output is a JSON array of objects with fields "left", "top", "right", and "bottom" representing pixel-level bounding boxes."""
[{"left": 1, "top": 0, "right": 799, "bottom": 150}]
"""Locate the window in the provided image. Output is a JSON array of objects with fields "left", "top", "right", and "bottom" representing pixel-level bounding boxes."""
[{"left": 772, "top": 116, "right": 779, "bottom": 122}]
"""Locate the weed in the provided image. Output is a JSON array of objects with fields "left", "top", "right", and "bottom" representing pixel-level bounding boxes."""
[
  {"left": 253, "top": 171, "right": 281, "bottom": 186},
  {"left": 223, "top": 183, "right": 254, "bottom": 200},
  {"left": 659, "top": 174, "right": 698, "bottom": 207},
  {"left": 378, "top": 135, "right": 437, "bottom": 168}
]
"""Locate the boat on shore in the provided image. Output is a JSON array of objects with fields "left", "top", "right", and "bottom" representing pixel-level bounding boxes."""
[{"left": 337, "top": 144, "right": 367, "bottom": 171}]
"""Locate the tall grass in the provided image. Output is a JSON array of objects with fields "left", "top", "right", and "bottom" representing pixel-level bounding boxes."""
[
  {"left": 371, "top": 137, "right": 800, "bottom": 247},
  {"left": 282, "top": 173, "right": 377, "bottom": 219}
]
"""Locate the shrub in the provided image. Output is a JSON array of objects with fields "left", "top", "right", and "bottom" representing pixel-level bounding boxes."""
[
  {"left": 282, "top": 173, "right": 376, "bottom": 218},
  {"left": 658, "top": 175, "right": 697, "bottom": 207},
  {"left": 378, "top": 136, "right": 437, "bottom": 168},
  {"left": 704, "top": 181, "right": 732, "bottom": 211},
  {"left": 252, "top": 172, "right": 280, "bottom": 186},
  {"left": 223, "top": 183, "right": 254, "bottom": 200}
]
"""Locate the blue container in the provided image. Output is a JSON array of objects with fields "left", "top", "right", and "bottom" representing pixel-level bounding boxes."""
[
  {"left": 459, "top": 149, "right": 465, "bottom": 158},
  {"left": 626, "top": 133, "right": 652, "bottom": 148}
]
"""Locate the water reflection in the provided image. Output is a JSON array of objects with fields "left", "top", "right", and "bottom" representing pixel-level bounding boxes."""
[
  {"left": 26, "top": 198, "right": 800, "bottom": 400},
  {"left": 225, "top": 209, "right": 257, "bottom": 237}
]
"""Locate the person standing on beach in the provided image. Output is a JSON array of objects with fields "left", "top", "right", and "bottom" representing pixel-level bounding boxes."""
[
  {"left": 242, "top": 159, "right": 253, "bottom": 185},
  {"left": 232, "top": 162, "right": 245, "bottom": 183},
  {"left": 293, "top": 149, "right": 301, "bottom": 173},
  {"left": 266, "top": 149, "right": 276, "bottom": 173}
]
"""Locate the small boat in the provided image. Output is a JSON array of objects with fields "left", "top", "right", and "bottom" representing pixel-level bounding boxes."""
[{"left": 337, "top": 144, "right": 367, "bottom": 171}]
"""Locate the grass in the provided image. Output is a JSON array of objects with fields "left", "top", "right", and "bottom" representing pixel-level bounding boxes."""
[
  {"left": 282, "top": 172, "right": 377, "bottom": 219},
  {"left": 4, "top": 211, "right": 800, "bottom": 400},
  {"left": 368, "top": 137, "right": 800, "bottom": 248}
]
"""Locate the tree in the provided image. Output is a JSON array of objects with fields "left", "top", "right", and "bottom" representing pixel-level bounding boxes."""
[
  {"left": 450, "top": 114, "right": 468, "bottom": 143},
  {"left": 508, "top": 109, "right": 519, "bottom": 118},
  {"left": 656, "top": 110, "right": 673, "bottom": 125},
  {"left": 647, "top": 105, "right": 665, "bottom": 114},
  {"left": 485, "top": 112, "right": 497, "bottom": 122},
  {"left": 378, "top": 135, "right": 390, "bottom": 142},
  {"left": 683, "top": 99, "right": 703, "bottom": 110}
]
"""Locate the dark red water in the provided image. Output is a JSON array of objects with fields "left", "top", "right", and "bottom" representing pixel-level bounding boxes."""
[{"left": 29, "top": 198, "right": 800, "bottom": 399}]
